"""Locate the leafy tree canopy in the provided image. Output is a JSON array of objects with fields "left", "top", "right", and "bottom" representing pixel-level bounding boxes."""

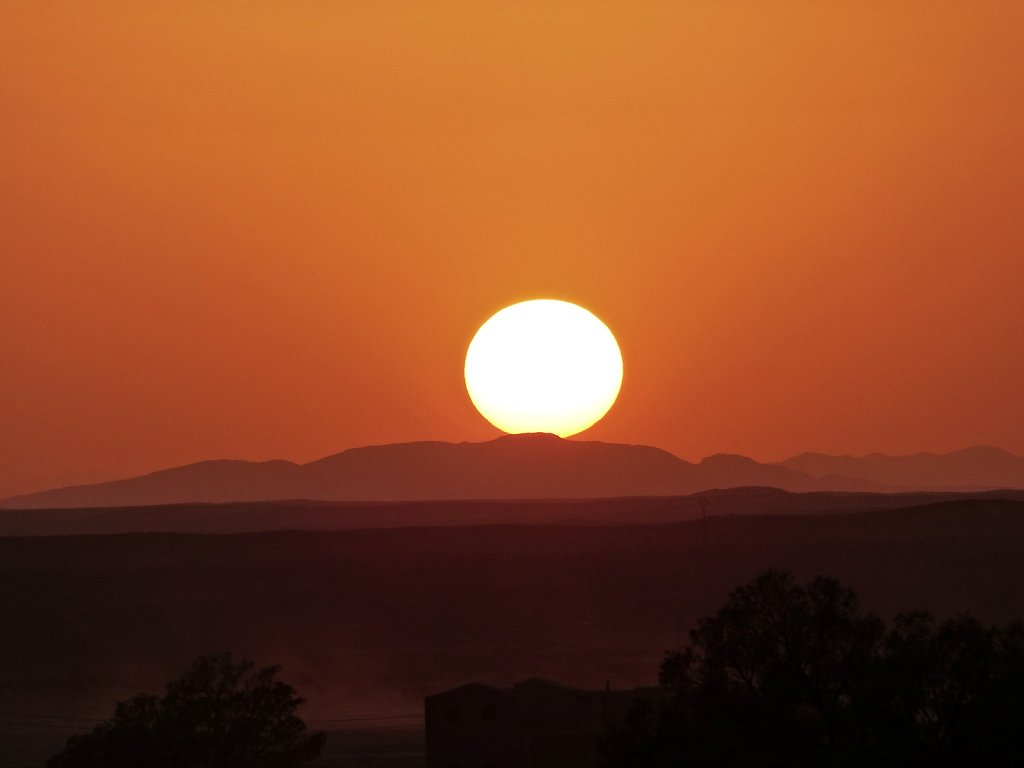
[{"left": 601, "top": 569, "right": 1024, "bottom": 768}]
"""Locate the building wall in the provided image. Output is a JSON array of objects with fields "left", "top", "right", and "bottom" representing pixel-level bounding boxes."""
[{"left": 426, "top": 685, "right": 524, "bottom": 768}]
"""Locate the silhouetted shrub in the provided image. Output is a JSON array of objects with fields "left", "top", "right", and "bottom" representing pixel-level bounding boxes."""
[{"left": 47, "top": 652, "right": 325, "bottom": 768}]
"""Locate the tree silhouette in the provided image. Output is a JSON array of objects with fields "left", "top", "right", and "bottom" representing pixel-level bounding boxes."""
[
  {"left": 48, "top": 652, "right": 325, "bottom": 768},
  {"left": 600, "top": 569, "right": 1024, "bottom": 768}
]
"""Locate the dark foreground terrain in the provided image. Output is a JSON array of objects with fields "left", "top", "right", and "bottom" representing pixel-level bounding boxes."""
[{"left": 2, "top": 495, "right": 1023, "bottom": 766}]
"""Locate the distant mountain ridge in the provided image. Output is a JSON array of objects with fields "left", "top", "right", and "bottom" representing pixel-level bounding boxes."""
[
  {"left": 2, "top": 435, "right": 1022, "bottom": 509},
  {"left": 781, "top": 445, "right": 1024, "bottom": 491}
]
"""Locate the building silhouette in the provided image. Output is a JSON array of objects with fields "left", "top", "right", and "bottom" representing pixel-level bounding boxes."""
[{"left": 425, "top": 677, "right": 665, "bottom": 768}]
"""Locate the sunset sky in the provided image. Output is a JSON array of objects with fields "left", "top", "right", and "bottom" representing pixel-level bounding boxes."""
[{"left": 2, "top": 2, "right": 1023, "bottom": 498}]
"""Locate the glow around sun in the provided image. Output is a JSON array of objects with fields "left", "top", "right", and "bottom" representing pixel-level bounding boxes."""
[{"left": 464, "top": 299, "right": 623, "bottom": 437}]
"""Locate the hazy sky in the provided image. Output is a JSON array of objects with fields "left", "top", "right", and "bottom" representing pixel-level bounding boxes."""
[{"left": 2, "top": 2, "right": 1023, "bottom": 497}]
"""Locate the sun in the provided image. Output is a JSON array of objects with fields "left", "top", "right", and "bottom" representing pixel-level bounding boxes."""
[{"left": 465, "top": 299, "right": 623, "bottom": 437}]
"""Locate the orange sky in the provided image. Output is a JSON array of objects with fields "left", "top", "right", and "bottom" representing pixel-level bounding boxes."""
[{"left": 2, "top": 2, "right": 1023, "bottom": 498}]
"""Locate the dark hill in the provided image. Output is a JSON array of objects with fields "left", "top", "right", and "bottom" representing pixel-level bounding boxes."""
[{"left": 4, "top": 488, "right": 1024, "bottom": 537}]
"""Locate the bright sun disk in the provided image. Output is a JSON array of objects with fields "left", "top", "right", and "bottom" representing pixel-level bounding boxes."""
[{"left": 464, "top": 299, "right": 623, "bottom": 437}]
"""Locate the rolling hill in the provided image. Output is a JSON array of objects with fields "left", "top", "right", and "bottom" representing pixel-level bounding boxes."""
[
  {"left": 0, "top": 434, "right": 828, "bottom": 508},
  {"left": 3, "top": 435, "right": 1022, "bottom": 510}
]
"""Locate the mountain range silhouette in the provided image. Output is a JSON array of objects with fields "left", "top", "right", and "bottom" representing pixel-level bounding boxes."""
[{"left": 3, "top": 434, "right": 1023, "bottom": 509}]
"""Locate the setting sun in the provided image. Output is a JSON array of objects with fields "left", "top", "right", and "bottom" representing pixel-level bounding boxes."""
[{"left": 464, "top": 300, "right": 623, "bottom": 437}]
